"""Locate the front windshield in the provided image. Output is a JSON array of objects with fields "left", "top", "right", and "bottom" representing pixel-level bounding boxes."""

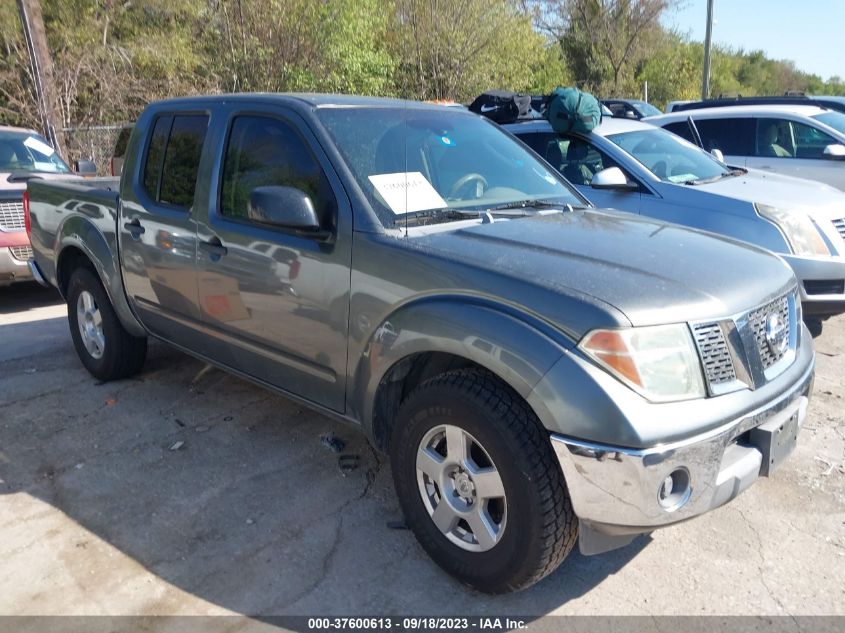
[
  {"left": 606, "top": 128, "right": 730, "bottom": 184},
  {"left": 812, "top": 111, "right": 845, "bottom": 137},
  {"left": 316, "top": 106, "right": 585, "bottom": 228},
  {"left": 631, "top": 101, "right": 662, "bottom": 117},
  {"left": 0, "top": 130, "right": 70, "bottom": 174}
]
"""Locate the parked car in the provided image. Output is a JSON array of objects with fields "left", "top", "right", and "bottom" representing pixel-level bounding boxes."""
[
  {"left": 27, "top": 94, "right": 814, "bottom": 593},
  {"left": 601, "top": 99, "right": 663, "bottom": 120},
  {"left": 646, "top": 105, "right": 845, "bottom": 191},
  {"left": 665, "top": 100, "right": 694, "bottom": 113},
  {"left": 669, "top": 95, "right": 845, "bottom": 115},
  {"left": 1, "top": 126, "right": 82, "bottom": 286},
  {"left": 507, "top": 116, "right": 845, "bottom": 335},
  {"left": 110, "top": 124, "right": 133, "bottom": 176}
]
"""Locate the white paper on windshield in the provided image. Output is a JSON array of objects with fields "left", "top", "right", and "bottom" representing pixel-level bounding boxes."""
[
  {"left": 23, "top": 136, "right": 56, "bottom": 157},
  {"left": 668, "top": 173, "right": 697, "bottom": 183},
  {"left": 368, "top": 172, "right": 447, "bottom": 215}
]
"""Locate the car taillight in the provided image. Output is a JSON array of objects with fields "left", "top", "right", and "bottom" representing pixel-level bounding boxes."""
[{"left": 23, "top": 190, "right": 31, "bottom": 237}]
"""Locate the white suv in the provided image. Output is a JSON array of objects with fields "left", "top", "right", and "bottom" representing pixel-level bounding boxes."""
[{"left": 646, "top": 105, "right": 845, "bottom": 191}]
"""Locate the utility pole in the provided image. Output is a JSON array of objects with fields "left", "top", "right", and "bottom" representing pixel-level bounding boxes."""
[
  {"left": 17, "top": 0, "right": 65, "bottom": 158},
  {"left": 701, "top": 0, "right": 714, "bottom": 100}
]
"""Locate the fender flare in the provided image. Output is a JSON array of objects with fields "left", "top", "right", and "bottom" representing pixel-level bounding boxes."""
[
  {"left": 55, "top": 216, "right": 146, "bottom": 338},
  {"left": 350, "top": 295, "right": 574, "bottom": 436}
]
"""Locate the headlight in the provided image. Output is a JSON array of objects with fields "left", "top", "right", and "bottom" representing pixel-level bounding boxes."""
[
  {"left": 755, "top": 203, "right": 830, "bottom": 256},
  {"left": 579, "top": 324, "right": 706, "bottom": 402}
]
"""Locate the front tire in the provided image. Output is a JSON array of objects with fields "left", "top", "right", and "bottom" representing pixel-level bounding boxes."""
[
  {"left": 390, "top": 369, "right": 577, "bottom": 593},
  {"left": 67, "top": 267, "right": 147, "bottom": 381}
]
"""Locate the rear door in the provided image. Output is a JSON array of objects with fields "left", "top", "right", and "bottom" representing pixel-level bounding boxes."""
[
  {"left": 119, "top": 113, "right": 209, "bottom": 340},
  {"left": 688, "top": 117, "right": 754, "bottom": 167},
  {"left": 193, "top": 106, "right": 353, "bottom": 412}
]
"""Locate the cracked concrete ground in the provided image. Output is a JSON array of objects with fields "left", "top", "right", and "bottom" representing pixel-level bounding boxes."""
[{"left": 0, "top": 282, "right": 843, "bottom": 616}]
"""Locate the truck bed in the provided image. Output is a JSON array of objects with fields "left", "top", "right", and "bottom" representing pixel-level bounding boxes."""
[{"left": 27, "top": 176, "right": 122, "bottom": 292}]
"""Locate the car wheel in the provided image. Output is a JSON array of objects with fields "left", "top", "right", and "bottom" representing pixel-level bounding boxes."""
[
  {"left": 67, "top": 267, "right": 147, "bottom": 381},
  {"left": 390, "top": 368, "right": 577, "bottom": 593}
]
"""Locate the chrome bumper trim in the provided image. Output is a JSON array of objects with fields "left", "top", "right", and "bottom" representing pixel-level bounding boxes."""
[{"left": 550, "top": 356, "right": 814, "bottom": 537}]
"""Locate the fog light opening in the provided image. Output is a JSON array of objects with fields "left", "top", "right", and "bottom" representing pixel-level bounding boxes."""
[{"left": 657, "top": 468, "right": 691, "bottom": 512}]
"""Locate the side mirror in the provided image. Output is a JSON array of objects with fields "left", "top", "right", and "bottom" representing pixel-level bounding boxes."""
[
  {"left": 711, "top": 148, "right": 725, "bottom": 162},
  {"left": 247, "top": 186, "right": 325, "bottom": 234},
  {"left": 822, "top": 144, "right": 845, "bottom": 160},
  {"left": 591, "top": 167, "right": 638, "bottom": 191},
  {"left": 74, "top": 159, "right": 97, "bottom": 176}
]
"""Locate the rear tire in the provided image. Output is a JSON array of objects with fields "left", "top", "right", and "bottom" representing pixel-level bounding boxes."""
[
  {"left": 390, "top": 368, "right": 577, "bottom": 593},
  {"left": 67, "top": 267, "right": 147, "bottom": 381}
]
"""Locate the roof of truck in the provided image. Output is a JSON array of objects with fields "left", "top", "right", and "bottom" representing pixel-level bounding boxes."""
[{"left": 154, "top": 93, "right": 459, "bottom": 111}]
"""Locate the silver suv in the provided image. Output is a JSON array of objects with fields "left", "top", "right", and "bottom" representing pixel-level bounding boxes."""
[{"left": 646, "top": 105, "right": 845, "bottom": 191}]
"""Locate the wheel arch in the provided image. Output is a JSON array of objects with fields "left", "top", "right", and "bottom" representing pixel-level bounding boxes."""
[
  {"left": 353, "top": 298, "right": 572, "bottom": 452},
  {"left": 55, "top": 219, "right": 146, "bottom": 337}
]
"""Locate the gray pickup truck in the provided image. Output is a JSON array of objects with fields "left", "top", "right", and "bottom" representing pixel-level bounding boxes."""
[{"left": 26, "top": 94, "right": 815, "bottom": 593}]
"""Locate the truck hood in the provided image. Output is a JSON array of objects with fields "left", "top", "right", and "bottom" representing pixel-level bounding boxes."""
[
  {"left": 413, "top": 209, "right": 795, "bottom": 332},
  {"left": 698, "top": 169, "right": 845, "bottom": 220}
]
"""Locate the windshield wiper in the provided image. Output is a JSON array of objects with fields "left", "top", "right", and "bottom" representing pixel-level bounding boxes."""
[
  {"left": 485, "top": 199, "right": 583, "bottom": 212},
  {"left": 684, "top": 169, "right": 743, "bottom": 186}
]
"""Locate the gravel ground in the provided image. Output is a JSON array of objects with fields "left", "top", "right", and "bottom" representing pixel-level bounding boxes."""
[{"left": 0, "top": 282, "right": 843, "bottom": 616}]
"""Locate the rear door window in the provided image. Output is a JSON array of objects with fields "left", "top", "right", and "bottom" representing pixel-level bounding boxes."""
[
  {"left": 692, "top": 118, "right": 755, "bottom": 155},
  {"left": 662, "top": 121, "right": 696, "bottom": 144},
  {"left": 142, "top": 114, "right": 209, "bottom": 209}
]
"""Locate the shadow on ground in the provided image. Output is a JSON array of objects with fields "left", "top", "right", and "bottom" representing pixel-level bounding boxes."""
[{"left": 1, "top": 284, "right": 650, "bottom": 621}]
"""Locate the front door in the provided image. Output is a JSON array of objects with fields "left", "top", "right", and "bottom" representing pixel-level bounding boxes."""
[
  {"left": 194, "top": 110, "right": 352, "bottom": 412},
  {"left": 120, "top": 113, "right": 209, "bottom": 340},
  {"left": 745, "top": 118, "right": 845, "bottom": 191},
  {"left": 520, "top": 132, "right": 641, "bottom": 213}
]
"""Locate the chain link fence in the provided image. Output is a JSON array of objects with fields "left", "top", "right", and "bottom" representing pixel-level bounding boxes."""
[{"left": 62, "top": 125, "right": 129, "bottom": 176}]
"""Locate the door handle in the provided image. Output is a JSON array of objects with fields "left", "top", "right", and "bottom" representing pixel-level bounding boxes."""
[
  {"left": 123, "top": 219, "right": 145, "bottom": 239},
  {"left": 199, "top": 236, "right": 228, "bottom": 260}
]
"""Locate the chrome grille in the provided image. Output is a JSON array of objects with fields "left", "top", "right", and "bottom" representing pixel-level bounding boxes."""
[
  {"left": 692, "top": 322, "right": 736, "bottom": 385},
  {"left": 0, "top": 201, "right": 25, "bottom": 231},
  {"left": 9, "top": 246, "right": 33, "bottom": 261},
  {"left": 833, "top": 218, "right": 845, "bottom": 241},
  {"left": 747, "top": 294, "right": 790, "bottom": 369}
]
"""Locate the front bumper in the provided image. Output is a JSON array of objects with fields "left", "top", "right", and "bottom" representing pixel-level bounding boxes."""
[
  {"left": 0, "top": 246, "right": 33, "bottom": 285},
  {"left": 782, "top": 253, "right": 845, "bottom": 317},
  {"left": 549, "top": 355, "right": 814, "bottom": 554}
]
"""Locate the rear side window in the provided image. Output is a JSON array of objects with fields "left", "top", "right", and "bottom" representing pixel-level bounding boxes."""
[
  {"left": 113, "top": 127, "right": 132, "bottom": 158},
  {"left": 220, "top": 115, "right": 335, "bottom": 226},
  {"left": 662, "top": 121, "right": 696, "bottom": 144},
  {"left": 143, "top": 116, "right": 171, "bottom": 200},
  {"left": 692, "top": 118, "right": 755, "bottom": 155},
  {"left": 142, "top": 114, "right": 209, "bottom": 209}
]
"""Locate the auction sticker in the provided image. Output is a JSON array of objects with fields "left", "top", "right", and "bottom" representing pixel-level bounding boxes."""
[
  {"left": 24, "top": 135, "right": 56, "bottom": 156},
  {"left": 368, "top": 172, "right": 447, "bottom": 215}
]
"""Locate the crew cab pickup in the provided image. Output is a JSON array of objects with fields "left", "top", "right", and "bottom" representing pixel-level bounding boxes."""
[{"left": 26, "top": 94, "right": 815, "bottom": 593}]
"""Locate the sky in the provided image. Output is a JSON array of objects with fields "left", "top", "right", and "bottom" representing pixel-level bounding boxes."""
[{"left": 662, "top": 0, "right": 844, "bottom": 81}]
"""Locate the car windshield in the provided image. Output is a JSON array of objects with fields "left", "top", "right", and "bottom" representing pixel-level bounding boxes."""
[
  {"left": 631, "top": 101, "right": 662, "bottom": 117},
  {"left": 0, "top": 130, "right": 70, "bottom": 174},
  {"left": 812, "top": 111, "right": 845, "bottom": 136},
  {"left": 316, "top": 106, "right": 585, "bottom": 228},
  {"left": 606, "top": 128, "right": 731, "bottom": 184}
]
